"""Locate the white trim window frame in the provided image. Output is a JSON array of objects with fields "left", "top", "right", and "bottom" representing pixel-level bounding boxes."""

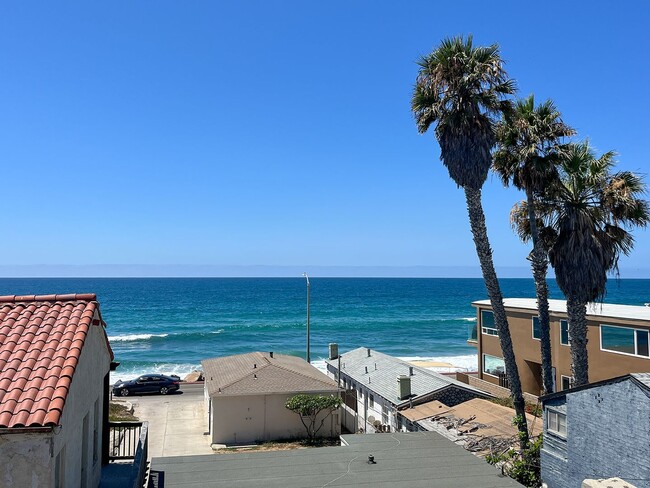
[
  {"left": 560, "top": 375, "right": 573, "bottom": 391},
  {"left": 546, "top": 409, "right": 567, "bottom": 438},
  {"left": 560, "top": 320, "right": 570, "bottom": 346},
  {"left": 482, "top": 354, "right": 506, "bottom": 378},
  {"left": 600, "top": 324, "right": 650, "bottom": 359},
  {"left": 481, "top": 310, "right": 498, "bottom": 336},
  {"left": 532, "top": 316, "right": 541, "bottom": 341}
]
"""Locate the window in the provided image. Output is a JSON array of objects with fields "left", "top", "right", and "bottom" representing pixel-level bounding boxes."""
[
  {"left": 369, "top": 394, "right": 374, "bottom": 408},
  {"left": 601, "top": 325, "right": 650, "bottom": 358},
  {"left": 481, "top": 310, "right": 498, "bottom": 336},
  {"left": 93, "top": 399, "right": 99, "bottom": 464},
  {"left": 532, "top": 317, "right": 541, "bottom": 340},
  {"left": 468, "top": 322, "right": 478, "bottom": 342},
  {"left": 560, "top": 320, "right": 570, "bottom": 346},
  {"left": 483, "top": 354, "right": 506, "bottom": 377},
  {"left": 55, "top": 448, "right": 65, "bottom": 488},
  {"left": 561, "top": 376, "right": 573, "bottom": 391},
  {"left": 381, "top": 405, "right": 388, "bottom": 424},
  {"left": 547, "top": 409, "right": 567, "bottom": 437}
]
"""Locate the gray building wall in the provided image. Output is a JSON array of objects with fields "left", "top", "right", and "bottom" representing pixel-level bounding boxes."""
[{"left": 541, "top": 379, "right": 650, "bottom": 488}]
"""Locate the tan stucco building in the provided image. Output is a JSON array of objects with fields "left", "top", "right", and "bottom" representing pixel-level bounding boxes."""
[
  {"left": 470, "top": 298, "right": 650, "bottom": 395},
  {"left": 0, "top": 294, "right": 113, "bottom": 488},
  {"left": 202, "top": 352, "right": 341, "bottom": 446}
]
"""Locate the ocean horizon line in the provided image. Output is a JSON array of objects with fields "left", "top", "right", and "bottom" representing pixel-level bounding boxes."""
[{"left": 1, "top": 264, "right": 650, "bottom": 279}]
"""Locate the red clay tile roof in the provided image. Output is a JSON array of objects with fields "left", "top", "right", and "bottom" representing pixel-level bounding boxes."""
[{"left": 0, "top": 293, "right": 111, "bottom": 429}]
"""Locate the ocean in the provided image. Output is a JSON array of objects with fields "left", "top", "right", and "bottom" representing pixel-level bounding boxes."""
[{"left": 1, "top": 278, "right": 648, "bottom": 383}]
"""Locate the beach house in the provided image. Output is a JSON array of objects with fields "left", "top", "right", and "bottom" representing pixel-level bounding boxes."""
[
  {"left": 468, "top": 298, "right": 650, "bottom": 396},
  {"left": 325, "top": 345, "right": 490, "bottom": 433},
  {"left": 0, "top": 294, "right": 113, "bottom": 488},
  {"left": 540, "top": 373, "right": 650, "bottom": 487},
  {"left": 202, "top": 351, "right": 340, "bottom": 445}
]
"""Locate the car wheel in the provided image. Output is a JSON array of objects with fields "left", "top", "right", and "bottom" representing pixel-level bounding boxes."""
[
  {"left": 121, "top": 388, "right": 130, "bottom": 397},
  {"left": 160, "top": 387, "right": 169, "bottom": 395}
]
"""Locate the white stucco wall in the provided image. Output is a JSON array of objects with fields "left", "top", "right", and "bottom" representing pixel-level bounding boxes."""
[
  {"left": 0, "top": 322, "right": 111, "bottom": 488},
  {"left": 52, "top": 322, "right": 111, "bottom": 488},
  {"left": 209, "top": 392, "right": 341, "bottom": 445},
  {"left": 0, "top": 431, "right": 53, "bottom": 488}
]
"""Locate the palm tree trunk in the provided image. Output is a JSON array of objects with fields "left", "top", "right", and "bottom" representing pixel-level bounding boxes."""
[
  {"left": 525, "top": 190, "right": 554, "bottom": 394},
  {"left": 566, "top": 296, "right": 589, "bottom": 387},
  {"left": 465, "top": 187, "right": 529, "bottom": 448}
]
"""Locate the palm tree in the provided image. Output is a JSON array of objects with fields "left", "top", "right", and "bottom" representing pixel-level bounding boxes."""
[
  {"left": 538, "top": 142, "right": 649, "bottom": 386},
  {"left": 494, "top": 95, "right": 575, "bottom": 394},
  {"left": 411, "top": 36, "right": 529, "bottom": 445}
]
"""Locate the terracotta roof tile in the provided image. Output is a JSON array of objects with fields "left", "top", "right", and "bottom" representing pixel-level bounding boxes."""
[{"left": 0, "top": 293, "right": 112, "bottom": 429}]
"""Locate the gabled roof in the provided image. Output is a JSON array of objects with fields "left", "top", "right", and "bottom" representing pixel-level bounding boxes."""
[
  {"left": 472, "top": 298, "right": 650, "bottom": 323},
  {"left": 325, "top": 347, "right": 487, "bottom": 405},
  {"left": 202, "top": 352, "right": 338, "bottom": 397},
  {"left": 0, "top": 294, "right": 112, "bottom": 429},
  {"left": 540, "top": 372, "right": 650, "bottom": 402}
]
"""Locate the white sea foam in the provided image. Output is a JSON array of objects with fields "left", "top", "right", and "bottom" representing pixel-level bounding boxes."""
[
  {"left": 110, "top": 362, "right": 201, "bottom": 385},
  {"left": 461, "top": 317, "right": 477, "bottom": 322},
  {"left": 108, "top": 333, "right": 169, "bottom": 342},
  {"left": 211, "top": 329, "right": 225, "bottom": 334}
]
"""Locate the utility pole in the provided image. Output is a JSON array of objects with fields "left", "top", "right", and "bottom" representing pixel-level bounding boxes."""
[{"left": 302, "top": 272, "right": 311, "bottom": 363}]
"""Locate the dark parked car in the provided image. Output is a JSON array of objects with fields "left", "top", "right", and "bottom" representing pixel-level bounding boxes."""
[{"left": 113, "top": 374, "right": 181, "bottom": 397}]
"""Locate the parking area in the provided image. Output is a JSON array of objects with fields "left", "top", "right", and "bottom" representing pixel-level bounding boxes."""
[{"left": 119, "top": 382, "right": 214, "bottom": 458}]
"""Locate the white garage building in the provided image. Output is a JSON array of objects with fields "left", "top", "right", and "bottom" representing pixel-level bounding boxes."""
[{"left": 202, "top": 352, "right": 341, "bottom": 446}]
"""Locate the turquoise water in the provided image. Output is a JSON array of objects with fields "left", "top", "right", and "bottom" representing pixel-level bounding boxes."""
[{"left": 1, "top": 278, "right": 648, "bottom": 381}]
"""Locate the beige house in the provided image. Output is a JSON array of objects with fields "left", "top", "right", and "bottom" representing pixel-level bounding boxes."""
[
  {"left": 470, "top": 298, "right": 650, "bottom": 396},
  {"left": 0, "top": 294, "right": 113, "bottom": 488},
  {"left": 202, "top": 352, "right": 340, "bottom": 445}
]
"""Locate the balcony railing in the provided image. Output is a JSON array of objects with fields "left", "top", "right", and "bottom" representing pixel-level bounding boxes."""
[
  {"left": 105, "top": 421, "right": 149, "bottom": 488},
  {"left": 109, "top": 421, "right": 144, "bottom": 460}
]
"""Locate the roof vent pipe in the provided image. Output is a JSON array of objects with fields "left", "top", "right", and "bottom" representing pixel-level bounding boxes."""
[
  {"left": 375, "top": 363, "right": 377, "bottom": 370},
  {"left": 365, "top": 366, "right": 368, "bottom": 374},
  {"left": 409, "top": 366, "right": 414, "bottom": 376},
  {"left": 270, "top": 351, "right": 274, "bottom": 358},
  {"left": 367, "top": 348, "right": 371, "bottom": 357},
  {"left": 253, "top": 364, "right": 257, "bottom": 369}
]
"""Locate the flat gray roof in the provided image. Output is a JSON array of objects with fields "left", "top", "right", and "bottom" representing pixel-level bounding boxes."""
[
  {"left": 150, "top": 431, "right": 522, "bottom": 487},
  {"left": 472, "top": 298, "right": 650, "bottom": 323},
  {"left": 325, "top": 347, "right": 486, "bottom": 405}
]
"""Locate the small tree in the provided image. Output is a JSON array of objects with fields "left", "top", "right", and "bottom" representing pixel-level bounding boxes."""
[{"left": 285, "top": 394, "right": 342, "bottom": 443}]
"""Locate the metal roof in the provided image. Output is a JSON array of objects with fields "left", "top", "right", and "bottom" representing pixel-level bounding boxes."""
[
  {"left": 325, "top": 347, "right": 486, "bottom": 405},
  {"left": 150, "top": 431, "right": 522, "bottom": 487},
  {"left": 472, "top": 298, "right": 650, "bottom": 323}
]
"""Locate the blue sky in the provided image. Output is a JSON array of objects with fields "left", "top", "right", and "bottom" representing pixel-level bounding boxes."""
[{"left": 1, "top": 1, "right": 649, "bottom": 277}]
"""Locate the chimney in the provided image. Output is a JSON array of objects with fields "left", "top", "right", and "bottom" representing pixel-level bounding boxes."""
[
  {"left": 398, "top": 375, "right": 411, "bottom": 400},
  {"left": 269, "top": 351, "right": 274, "bottom": 358},
  {"left": 409, "top": 366, "right": 414, "bottom": 376},
  {"left": 367, "top": 348, "right": 371, "bottom": 357},
  {"left": 328, "top": 343, "right": 339, "bottom": 360}
]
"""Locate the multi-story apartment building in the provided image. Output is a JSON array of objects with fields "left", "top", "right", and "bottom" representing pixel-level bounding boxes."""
[{"left": 469, "top": 298, "right": 650, "bottom": 395}]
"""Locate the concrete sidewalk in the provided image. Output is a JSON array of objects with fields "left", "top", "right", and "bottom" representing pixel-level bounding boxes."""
[{"left": 129, "top": 384, "right": 214, "bottom": 458}]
